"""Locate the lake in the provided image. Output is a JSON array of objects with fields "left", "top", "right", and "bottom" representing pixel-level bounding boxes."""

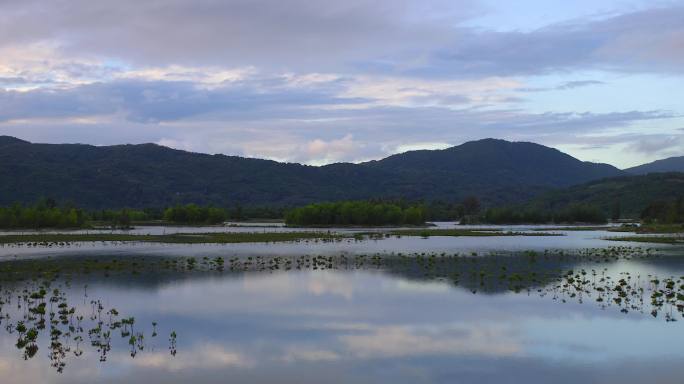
[{"left": 0, "top": 224, "right": 682, "bottom": 383}]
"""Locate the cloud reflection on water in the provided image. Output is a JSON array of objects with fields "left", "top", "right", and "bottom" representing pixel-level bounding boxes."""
[{"left": 0, "top": 253, "right": 683, "bottom": 383}]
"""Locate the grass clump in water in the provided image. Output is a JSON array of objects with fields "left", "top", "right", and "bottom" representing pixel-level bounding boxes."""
[
  {"left": 384, "top": 229, "right": 563, "bottom": 237},
  {"left": 0, "top": 231, "right": 349, "bottom": 245}
]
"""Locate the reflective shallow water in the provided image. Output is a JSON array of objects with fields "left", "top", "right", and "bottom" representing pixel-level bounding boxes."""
[
  {"left": 0, "top": 226, "right": 683, "bottom": 383},
  {"left": 0, "top": 227, "right": 666, "bottom": 261},
  {"left": 0, "top": 220, "right": 620, "bottom": 235},
  {"left": 0, "top": 245, "right": 682, "bottom": 384}
]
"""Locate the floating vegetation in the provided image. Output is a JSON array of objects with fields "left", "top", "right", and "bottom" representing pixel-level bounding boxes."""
[
  {"left": 383, "top": 229, "right": 563, "bottom": 237},
  {"left": 0, "top": 244, "right": 682, "bottom": 372},
  {"left": 0, "top": 275, "right": 175, "bottom": 373},
  {"left": 606, "top": 236, "right": 684, "bottom": 244},
  {"left": 0, "top": 228, "right": 567, "bottom": 247},
  {"left": 0, "top": 231, "right": 350, "bottom": 246},
  {"left": 0, "top": 246, "right": 679, "bottom": 319},
  {"left": 532, "top": 226, "right": 611, "bottom": 231},
  {"left": 608, "top": 224, "right": 684, "bottom": 234}
]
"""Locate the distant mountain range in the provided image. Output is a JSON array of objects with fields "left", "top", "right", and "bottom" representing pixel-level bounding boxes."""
[
  {"left": 625, "top": 156, "right": 684, "bottom": 175},
  {"left": 0, "top": 135, "right": 679, "bottom": 209}
]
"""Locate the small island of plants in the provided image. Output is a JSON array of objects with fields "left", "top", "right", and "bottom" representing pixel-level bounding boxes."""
[{"left": 284, "top": 201, "right": 426, "bottom": 226}]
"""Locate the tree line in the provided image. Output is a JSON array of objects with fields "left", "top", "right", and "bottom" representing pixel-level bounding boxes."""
[
  {"left": 284, "top": 201, "right": 426, "bottom": 226},
  {"left": 0, "top": 199, "right": 292, "bottom": 229},
  {"left": 163, "top": 205, "right": 227, "bottom": 225},
  {"left": 3, "top": 195, "right": 680, "bottom": 229},
  {"left": 0, "top": 200, "right": 88, "bottom": 229},
  {"left": 479, "top": 203, "right": 607, "bottom": 224},
  {"left": 0, "top": 202, "right": 229, "bottom": 229},
  {"left": 641, "top": 197, "right": 684, "bottom": 224}
]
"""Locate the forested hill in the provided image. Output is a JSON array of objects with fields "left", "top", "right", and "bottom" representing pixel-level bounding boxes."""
[
  {"left": 626, "top": 156, "right": 684, "bottom": 175},
  {"left": 528, "top": 173, "right": 684, "bottom": 218},
  {"left": 365, "top": 139, "right": 622, "bottom": 191},
  {"left": 0, "top": 136, "right": 624, "bottom": 208}
]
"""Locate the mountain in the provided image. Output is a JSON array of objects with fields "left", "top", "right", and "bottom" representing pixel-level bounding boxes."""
[
  {"left": 367, "top": 139, "right": 621, "bottom": 190},
  {"left": 0, "top": 136, "right": 28, "bottom": 145},
  {"left": 529, "top": 173, "right": 684, "bottom": 218},
  {"left": 0, "top": 136, "right": 624, "bottom": 209},
  {"left": 625, "top": 156, "right": 684, "bottom": 175}
]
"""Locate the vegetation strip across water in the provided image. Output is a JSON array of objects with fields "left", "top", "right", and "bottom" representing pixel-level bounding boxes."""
[
  {"left": 0, "top": 232, "right": 348, "bottom": 245},
  {"left": 606, "top": 236, "right": 684, "bottom": 244},
  {"left": 382, "top": 229, "right": 564, "bottom": 237},
  {"left": 0, "top": 229, "right": 566, "bottom": 245},
  {"left": 0, "top": 244, "right": 682, "bottom": 373}
]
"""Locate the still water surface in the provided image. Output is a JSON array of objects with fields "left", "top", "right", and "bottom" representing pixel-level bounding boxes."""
[{"left": 0, "top": 225, "right": 682, "bottom": 383}]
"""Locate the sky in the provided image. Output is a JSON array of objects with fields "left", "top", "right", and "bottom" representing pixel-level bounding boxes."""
[{"left": 0, "top": 0, "right": 683, "bottom": 168}]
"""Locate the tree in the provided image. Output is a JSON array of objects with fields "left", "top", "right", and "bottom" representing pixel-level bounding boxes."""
[
  {"left": 611, "top": 201, "right": 621, "bottom": 221},
  {"left": 116, "top": 209, "right": 132, "bottom": 229},
  {"left": 462, "top": 196, "right": 481, "bottom": 216},
  {"left": 232, "top": 204, "right": 243, "bottom": 221},
  {"left": 284, "top": 201, "right": 425, "bottom": 226}
]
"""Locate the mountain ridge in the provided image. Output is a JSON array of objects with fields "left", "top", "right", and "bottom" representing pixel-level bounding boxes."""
[
  {"left": 529, "top": 172, "right": 684, "bottom": 218},
  {"left": 626, "top": 156, "right": 684, "bottom": 175},
  {"left": 0, "top": 136, "right": 625, "bottom": 208}
]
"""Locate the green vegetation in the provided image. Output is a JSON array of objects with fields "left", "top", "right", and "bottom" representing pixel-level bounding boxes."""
[
  {"left": 640, "top": 197, "right": 684, "bottom": 224},
  {"left": 0, "top": 202, "right": 166, "bottom": 230},
  {"left": 1, "top": 245, "right": 680, "bottom": 327},
  {"left": 0, "top": 261, "right": 173, "bottom": 372},
  {"left": 385, "top": 229, "right": 562, "bottom": 237},
  {"left": 0, "top": 200, "right": 282, "bottom": 229},
  {"left": 608, "top": 223, "right": 684, "bottom": 234},
  {"left": 0, "top": 227, "right": 567, "bottom": 245},
  {"left": 533, "top": 226, "right": 610, "bottom": 231},
  {"left": 635, "top": 224, "right": 684, "bottom": 233},
  {"left": 606, "top": 236, "right": 684, "bottom": 244},
  {"left": 0, "top": 231, "right": 348, "bottom": 245},
  {"left": 479, "top": 203, "right": 607, "bottom": 224},
  {"left": 284, "top": 201, "right": 425, "bottom": 226},
  {"left": 0, "top": 200, "right": 87, "bottom": 229},
  {"left": 529, "top": 173, "right": 684, "bottom": 219},
  {"left": 163, "top": 204, "right": 228, "bottom": 224},
  {"left": 0, "top": 136, "right": 622, "bottom": 209},
  {"left": 90, "top": 208, "right": 161, "bottom": 228}
]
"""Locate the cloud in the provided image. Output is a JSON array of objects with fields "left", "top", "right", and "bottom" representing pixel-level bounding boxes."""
[
  {"left": 0, "top": 76, "right": 676, "bottom": 164},
  {"left": 516, "top": 79, "right": 606, "bottom": 93},
  {"left": 0, "top": 77, "right": 367, "bottom": 124},
  {"left": 122, "top": 343, "right": 253, "bottom": 371},
  {"left": 306, "top": 271, "right": 356, "bottom": 299},
  {"left": 339, "top": 324, "right": 521, "bottom": 358},
  {"left": 280, "top": 347, "right": 341, "bottom": 363},
  {"left": 626, "top": 134, "right": 684, "bottom": 155},
  {"left": 303, "top": 135, "right": 365, "bottom": 164},
  {"left": 0, "top": 0, "right": 479, "bottom": 71},
  {"left": 413, "top": 5, "right": 684, "bottom": 77},
  {"left": 557, "top": 80, "right": 605, "bottom": 90},
  {"left": 0, "top": 1, "right": 682, "bottom": 167},
  {"left": 0, "top": 77, "right": 27, "bottom": 85},
  {"left": 1, "top": 2, "right": 683, "bottom": 77}
]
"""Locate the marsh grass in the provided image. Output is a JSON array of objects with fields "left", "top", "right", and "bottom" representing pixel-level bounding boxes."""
[
  {"left": 0, "top": 228, "right": 566, "bottom": 246},
  {"left": 0, "top": 245, "right": 679, "bottom": 325},
  {"left": 532, "top": 226, "right": 611, "bottom": 231},
  {"left": 384, "top": 229, "right": 564, "bottom": 237},
  {"left": 0, "top": 244, "right": 682, "bottom": 373},
  {"left": 0, "top": 232, "right": 349, "bottom": 245},
  {"left": 0, "top": 272, "right": 170, "bottom": 372},
  {"left": 606, "top": 236, "right": 684, "bottom": 244}
]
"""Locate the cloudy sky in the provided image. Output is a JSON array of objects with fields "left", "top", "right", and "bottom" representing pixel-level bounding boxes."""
[{"left": 0, "top": 0, "right": 683, "bottom": 167}]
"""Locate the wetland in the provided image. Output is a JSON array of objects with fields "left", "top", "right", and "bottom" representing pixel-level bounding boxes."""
[{"left": 0, "top": 223, "right": 682, "bottom": 383}]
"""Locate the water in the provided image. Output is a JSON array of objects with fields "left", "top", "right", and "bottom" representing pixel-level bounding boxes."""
[
  {"left": 0, "top": 224, "right": 662, "bottom": 261},
  {"left": 0, "top": 226, "right": 683, "bottom": 383}
]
